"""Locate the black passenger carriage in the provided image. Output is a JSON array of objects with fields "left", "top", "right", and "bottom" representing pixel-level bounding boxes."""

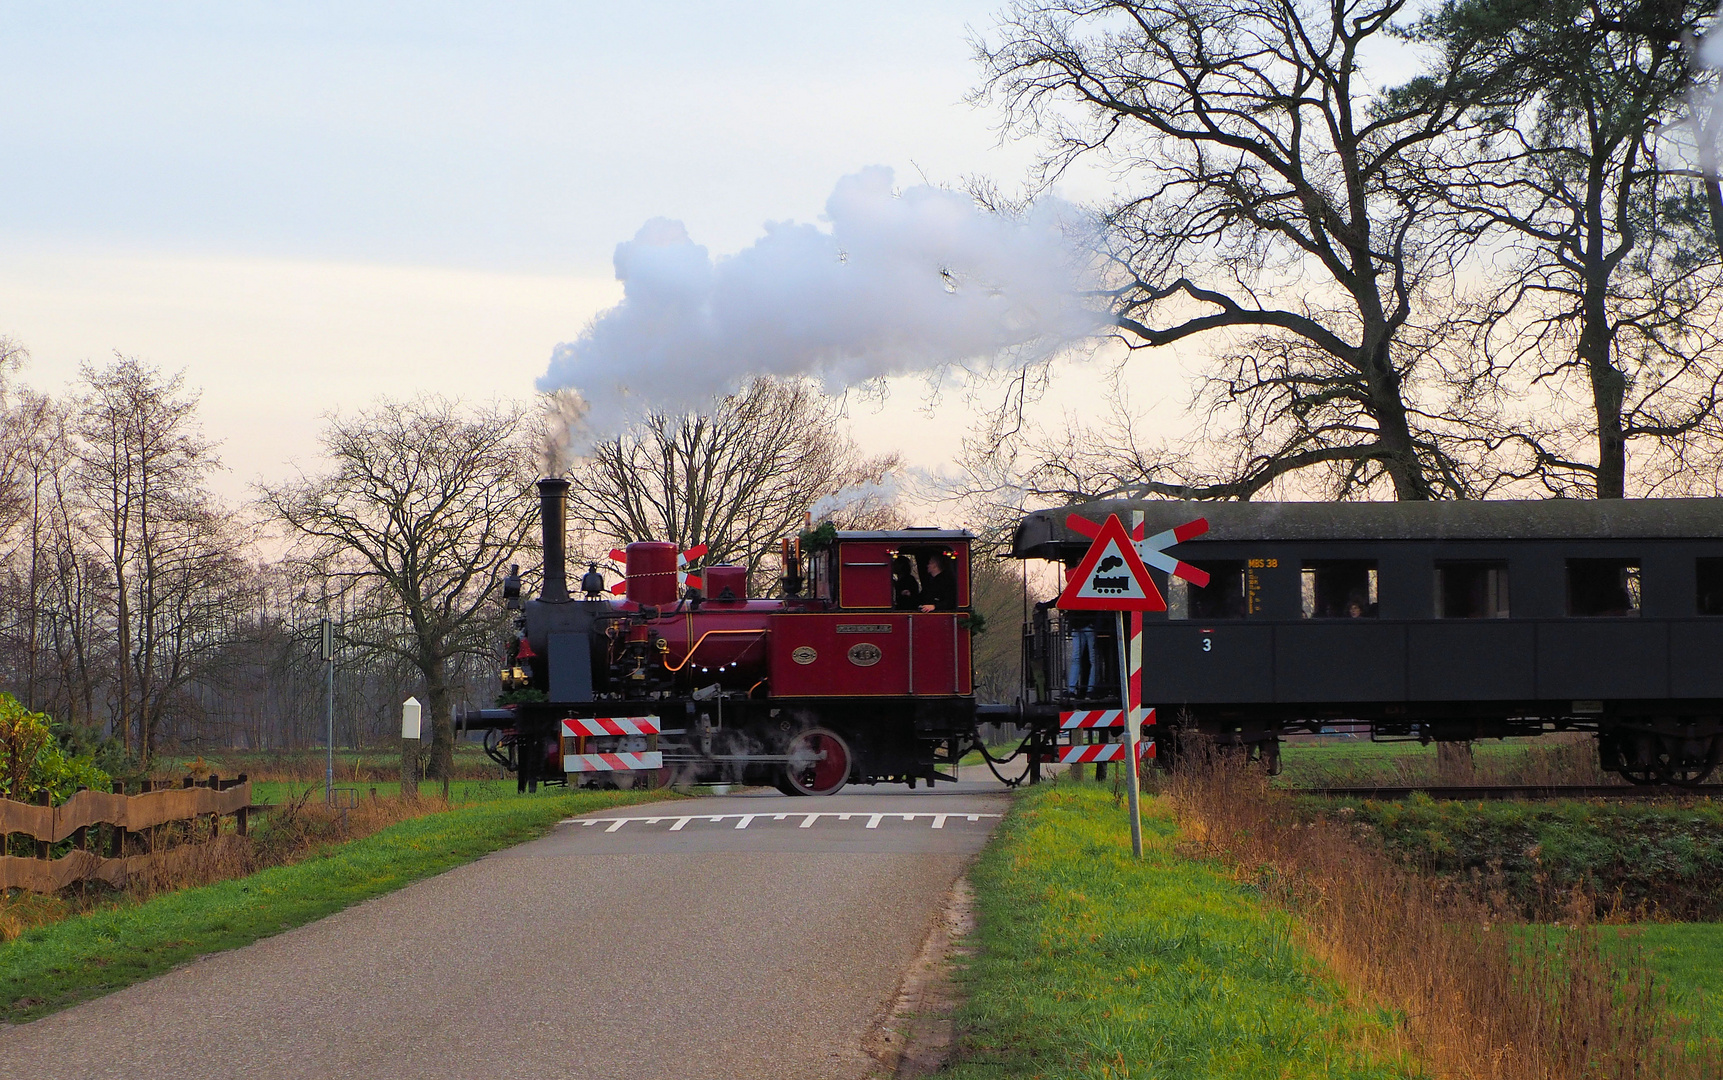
[{"left": 1011, "top": 499, "right": 1723, "bottom": 785}]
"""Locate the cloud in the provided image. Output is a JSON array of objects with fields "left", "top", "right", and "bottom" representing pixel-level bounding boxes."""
[{"left": 539, "top": 167, "right": 1104, "bottom": 430}]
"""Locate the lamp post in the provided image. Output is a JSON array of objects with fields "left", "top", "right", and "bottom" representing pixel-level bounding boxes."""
[{"left": 321, "top": 617, "right": 334, "bottom": 803}]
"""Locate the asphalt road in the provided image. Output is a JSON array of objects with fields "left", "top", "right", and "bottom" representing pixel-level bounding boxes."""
[{"left": 0, "top": 776, "right": 1011, "bottom": 1080}]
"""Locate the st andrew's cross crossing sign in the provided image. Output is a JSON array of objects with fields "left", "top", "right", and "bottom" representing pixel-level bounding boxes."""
[{"left": 1056, "top": 513, "right": 1167, "bottom": 612}]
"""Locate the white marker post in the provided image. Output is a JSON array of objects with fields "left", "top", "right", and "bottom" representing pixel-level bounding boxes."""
[{"left": 401, "top": 696, "right": 422, "bottom": 797}]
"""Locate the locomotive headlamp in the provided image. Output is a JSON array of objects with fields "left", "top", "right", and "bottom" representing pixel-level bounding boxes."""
[{"left": 579, "top": 563, "right": 604, "bottom": 599}]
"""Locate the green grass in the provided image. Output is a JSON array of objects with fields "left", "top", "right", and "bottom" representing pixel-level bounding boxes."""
[
  {"left": 1621, "top": 923, "right": 1723, "bottom": 1042},
  {"left": 1276, "top": 735, "right": 1602, "bottom": 787},
  {"left": 251, "top": 778, "right": 525, "bottom": 804},
  {"left": 0, "top": 788, "right": 673, "bottom": 1023},
  {"left": 951, "top": 781, "right": 1425, "bottom": 1079}
]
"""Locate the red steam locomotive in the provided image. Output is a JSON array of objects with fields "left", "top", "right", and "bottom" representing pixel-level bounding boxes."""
[{"left": 466, "top": 480, "right": 986, "bottom": 795}]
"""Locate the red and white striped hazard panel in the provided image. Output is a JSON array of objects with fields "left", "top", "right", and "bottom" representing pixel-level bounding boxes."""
[
  {"left": 1057, "top": 743, "right": 1127, "bottom": 764},
  {"left": 1056, "top": 741, "right": 1153, "bottom": 765},
  {"left": 561, "top": 716, "right": 661, "bottom": 738},
  {"left": 1060, "top": 710, "right": 1124, "bottom": 729},
  {"left": 564, "top": 751, "right": 663, "bottom": 773},
  {"left": 1058, "top": 708, "right": 1158, "bottom": 729}
]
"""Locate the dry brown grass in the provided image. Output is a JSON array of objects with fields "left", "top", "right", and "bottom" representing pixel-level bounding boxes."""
[
  {"left": 1168, "top": 748, "right": 1721, "bottom": 1080},
  {"left": 0, "top": 789, "right": 454, "bottom": 938}
]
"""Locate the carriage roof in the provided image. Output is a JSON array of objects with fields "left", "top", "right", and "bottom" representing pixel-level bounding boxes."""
[{"left": 1010, "top": 498, "right": 1723, "bottom": 560}]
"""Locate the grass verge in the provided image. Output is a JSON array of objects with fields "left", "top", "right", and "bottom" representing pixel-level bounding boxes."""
[
  {"left": 0, "top": 788, "right": 671, "bottom": 1023},
  {"left": 950, "top": 780, "right": 1426, "bottom": 1079}
]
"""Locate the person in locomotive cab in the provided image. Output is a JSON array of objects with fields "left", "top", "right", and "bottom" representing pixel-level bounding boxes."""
[
  {"left": 918, "top": 552, "right": 958, "bottom": 612},
  {"left": 892, "top": 555, "right": 922, "bottom": 610}
]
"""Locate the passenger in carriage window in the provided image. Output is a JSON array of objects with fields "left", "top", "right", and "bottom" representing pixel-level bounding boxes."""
[
  {"left": 918, "top": 553, "right": 958, "bottom": 611},
  {"left": 891, "top": 555, "right": 921, "bottom": 611}
]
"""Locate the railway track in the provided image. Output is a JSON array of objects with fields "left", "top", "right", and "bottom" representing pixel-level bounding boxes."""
[{"left": 1293, "top": 784, "right": 1723, "bottom": 801}]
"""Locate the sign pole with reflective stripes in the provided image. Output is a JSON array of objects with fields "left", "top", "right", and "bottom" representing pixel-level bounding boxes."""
[
  {"left": 1115, "top": 609, "right": 1143, "bottom": 859},
  {"left": 1128, "top": 510, "right": 1145, "bottom": 856}
]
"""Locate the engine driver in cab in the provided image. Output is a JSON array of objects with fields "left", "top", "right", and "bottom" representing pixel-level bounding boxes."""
[{"left": 918, "top": 553, "right": 957, "bottom": 611}]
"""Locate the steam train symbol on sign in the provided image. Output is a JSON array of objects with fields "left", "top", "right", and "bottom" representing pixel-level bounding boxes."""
[{"left": 1092, "top": 554, "right": 1129, "bottom": 594}]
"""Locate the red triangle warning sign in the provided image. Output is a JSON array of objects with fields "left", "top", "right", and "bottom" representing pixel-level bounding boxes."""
[{"left": 1056, "top": 513, "right": 1167, "bottom": 612}]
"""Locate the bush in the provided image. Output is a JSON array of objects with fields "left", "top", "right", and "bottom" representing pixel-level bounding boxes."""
[{"left": 0, "top": 694, "right": 111, "bottom": 803}]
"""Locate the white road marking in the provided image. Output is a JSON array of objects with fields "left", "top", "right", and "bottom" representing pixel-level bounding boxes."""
[{"left": 568, "top": 811, "right": 1002, "bottom": 832}]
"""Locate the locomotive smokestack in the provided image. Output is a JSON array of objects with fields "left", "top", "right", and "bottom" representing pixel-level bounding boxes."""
[{"left": 536, "top": 478, "right": 571, "bottom": 603}]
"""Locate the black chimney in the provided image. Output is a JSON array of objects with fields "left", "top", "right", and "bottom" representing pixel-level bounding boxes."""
[{"left": 537, "top": 478, "right": 571, "bottom": 603}]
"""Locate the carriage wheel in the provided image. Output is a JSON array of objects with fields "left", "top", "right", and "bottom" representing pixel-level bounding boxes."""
[
  {"left": 1602, "top": 731, "right": 1721, "bottom": 787},
  {"left": 784, "top": 728, "right": 852, "bottom": 796},
  {"left": 1600, "top": 732, "right": 1661, "bottom": 785},
  {"left": 1664, "top": 733, "right": 1722, "bottom": 787},
  {"left": 1664, "top": 759, "right": 1718, "bottom": 787}
]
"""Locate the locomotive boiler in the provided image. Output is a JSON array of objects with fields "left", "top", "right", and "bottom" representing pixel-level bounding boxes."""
[{"left": 467, "top": 479, "right": 983, "bottom": 795}]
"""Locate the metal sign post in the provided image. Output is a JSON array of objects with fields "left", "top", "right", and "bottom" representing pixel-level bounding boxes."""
[
  {"left": 321, "top": 617, "right": 334, "bottom": 804},
  {"left": 1057, "top": 510, "right": 1212, "bottom": 859},
  {"left": 1114, "top": 609, "right": 1143, "bottom": 859},
  {"left": 1056, "top": 513, "right": 1166, "bottom": 859}
]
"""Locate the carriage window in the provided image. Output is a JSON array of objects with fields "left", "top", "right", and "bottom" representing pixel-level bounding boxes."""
[
  {"left": 1698, "top": 559, "right": 1723, "bottom": 616},
  {"left": 1567, "top": 559, "right": 1640, "bottom": 617},
  {"left": 1435, "top": 561, "right": 1510, "bottom": 618},
  {"left": 1301, "top": 560, "right": 1378, "bottom": 618},
  {"left": 1166, "top": 561, "right": 1248, "bottom": 619}
]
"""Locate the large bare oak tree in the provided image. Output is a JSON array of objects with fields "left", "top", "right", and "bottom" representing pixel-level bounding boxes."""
[{"left": 975, "top": 0, "right": 1503, "bottom": 500}]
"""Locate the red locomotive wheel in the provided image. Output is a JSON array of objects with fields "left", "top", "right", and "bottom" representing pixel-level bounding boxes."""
[{"left": 784, "top": 728, "right": 852, "bottom": 796}]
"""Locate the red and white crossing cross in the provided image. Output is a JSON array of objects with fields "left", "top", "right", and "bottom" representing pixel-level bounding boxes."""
[
  {"left": 1064, "top": 513, "right": 1212, "bottom": 588},
  {"left": 607, "top": 544, "right": 710, "bottom": 595}
]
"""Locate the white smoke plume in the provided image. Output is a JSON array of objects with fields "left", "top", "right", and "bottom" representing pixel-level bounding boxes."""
[{"left": 539, "top": 167, "right": 1105, "bottom": 430}]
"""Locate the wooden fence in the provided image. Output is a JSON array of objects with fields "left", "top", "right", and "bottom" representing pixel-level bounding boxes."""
[{"left": 0, "top": 776, "right": 252, "bottom": 893}]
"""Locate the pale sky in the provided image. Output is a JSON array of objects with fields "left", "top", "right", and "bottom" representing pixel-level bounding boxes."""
[{"left": 0, "top": 3, "right": 1184, "bottom": 508}]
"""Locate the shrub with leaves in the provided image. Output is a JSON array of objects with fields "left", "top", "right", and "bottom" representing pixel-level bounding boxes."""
[{"left": 0, "top": 694, "right": 111, "bottom": 804}]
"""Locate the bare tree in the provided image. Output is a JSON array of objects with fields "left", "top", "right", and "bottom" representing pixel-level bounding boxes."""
[
  {"left": 1415, "top": 0, "right": 1723, "bottom": 498},
  {"left": 975, "top": 0, "right": 1503, "bottom": 501},
  {"left": 74, "top": 358, "right": 241, "bottom": 763},
  {"left": 567, "top": 378, "right": 900, "bottom": 587},
  {"left": 261, "top": 397, "right": 539, "bottom": 779}
]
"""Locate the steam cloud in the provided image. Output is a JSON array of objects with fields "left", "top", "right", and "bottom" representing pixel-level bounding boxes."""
[{"left": 539, "top": 167, "right": 1104, "bottom": 429}]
